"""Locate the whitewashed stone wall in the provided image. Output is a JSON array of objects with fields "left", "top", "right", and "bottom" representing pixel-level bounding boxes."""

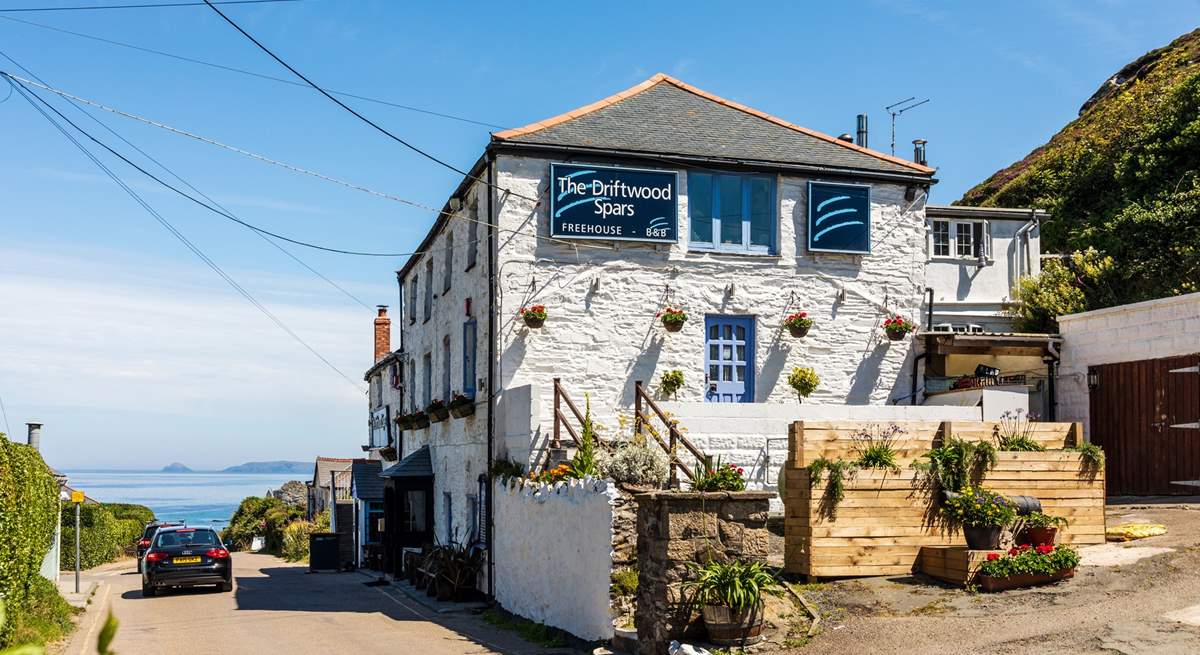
[
  {"left": 1058, "top": 293, "right": 1200, "bottom": 439},
  {"left": 366, "top": 362, "right": 404, "bottom": 463},
  {"left": 493, "top": 154, "right": 928, "bottom": 468},
  {"left": 492, "top": 477, "right": 617, "bottom": 641}
]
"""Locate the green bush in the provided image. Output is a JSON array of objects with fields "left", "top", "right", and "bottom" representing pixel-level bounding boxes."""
[
  {"left": 59, "top": 503, "right": 151, "bottom": 571},
  {"left": 223, "top": 496, "right": 302, "bottom": 553},
  {"left": 0, "top": 435, "right": 60, "bottom": 648},
  {"left": 5, "top": 577, "right": 77, "bottom": 648},
  {"left": 102, "top": 503, "right": 154, "bottom": 524},
  {"left": 281, "top": 520, "right": 318, "bottom": 562}
]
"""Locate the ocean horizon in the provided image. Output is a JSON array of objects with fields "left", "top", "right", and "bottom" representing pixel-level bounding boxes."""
[{"left": 62, "top": 470, "right": 306, "bottom": 526}]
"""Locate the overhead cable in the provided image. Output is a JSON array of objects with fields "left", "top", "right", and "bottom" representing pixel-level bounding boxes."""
[{"left": 0, "top": 0, "right": 299, "bottom": 12}]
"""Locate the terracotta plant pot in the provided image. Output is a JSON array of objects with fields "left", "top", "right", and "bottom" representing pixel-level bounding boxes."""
[
  {"left": 662, "top": 320, "right": 684, "bottom": 332},
  {"left": 701, "top": 604, "right": 765, "bottom": 645},
  {"left": 428, "top": 407, "right": 450, "bottom": 423},
  {"left": 523, "top": 315, "right": 545, "bottom": 328},
  {"left": 962, "top": 524, "right": 1003, "bottom": 550},
  {"left": 788, "top": 324, "right": 811, "bottom": 338},
  {"left": 1016, "top": 527, "right": 1058, "bottom": 547},
  {"left": 886, "top": 329, "right": 908, "bottom": 341},
  {"left": 449, "top": 401, "right": 475, "bottom": 419},
  {"left": 978, "top": 568, "right": 1074, "bottom": 592}
]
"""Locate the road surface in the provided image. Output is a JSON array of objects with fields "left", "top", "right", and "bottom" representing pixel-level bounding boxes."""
[{"left": 76, "top": 553, "right": 541, "bottom": 655}]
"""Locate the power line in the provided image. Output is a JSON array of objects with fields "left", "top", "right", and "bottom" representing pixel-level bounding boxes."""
[
  {"left": 0, "top": 15, "right": 505, "bottom": 129},
  {"left": 0, "top": 0, "right": 299, "bottom": 12},
  {"left": 11, "top": 80, "right": 365, "bottom": 392},
  {"left": 0, "top": 50, "right": 373, "bottom": 311},
  {"left": 201, "top": 0, "right": 538, "bottom": 203},
  {"left": 0, "top": 393, "right": 11, "bottom": 437}
]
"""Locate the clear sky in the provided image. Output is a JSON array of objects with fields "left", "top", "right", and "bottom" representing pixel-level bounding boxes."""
[{"left": 1, "top": 0, "right": 1195, "bottom": 470}]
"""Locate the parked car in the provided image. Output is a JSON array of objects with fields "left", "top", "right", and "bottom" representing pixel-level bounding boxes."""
[
  {"left": 141, "top": 526, "right": 233, "bottom": 597},
  {"left": 136, "top": 521, "right": 183, "bottom": 572}
]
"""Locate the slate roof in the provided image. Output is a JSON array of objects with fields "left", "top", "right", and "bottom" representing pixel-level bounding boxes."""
[
  {"left": 380, "top": 445, "right": 433, "bottom": 479},
  {"left": 493, "top": 74, "right": 934, "bottom": 177},
  {"left": 312, "top": 456, "right": 353, "bottom": 488},
  {"left": 351, "top": 459, "right": 384, "bottom": 500}
]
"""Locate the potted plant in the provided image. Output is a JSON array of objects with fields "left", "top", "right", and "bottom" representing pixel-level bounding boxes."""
[
  {"left": 1015, "top": 512, "right": 1069, "bottom": 547},
  {"left": 787, "top": 367, "right": 820, "bottom": 403},
  {"left": 684, "top": 559, "right": 777, "bottom": 645},
  {"left": 426, "top": 399, "right": 450, "bottom": 423},
  {"left": 657, "top": 306, "right": 687, "bottom": 332},
  {"left": 448, "top": 393, "right": 475, "bottom": 419},
  {"left": 408, "top": 410, "right": 430, "bottom": 430},
  {"left": 940, "top": 485, "right": 1016, "bottom": 550},
  {"left": 882, "top": 315, "right": 915, "bottom": 341},
  {"left": 394, "top": 412, "right": 412, "bottom": 431},
  {"left": 690, "top": 457, "right": 747, "bottom": 492},
  {"left": 518, "top": 304, "right": 547, "bottom": 328},
  {"left": 976, "top": 543, "right": 1080, "bottom": 592},
  {"left": 659, "top": 370, "right": 684, "bottom": 399},
  {"left": 783, "top": 311, "right": 814, "bottom": 338}
]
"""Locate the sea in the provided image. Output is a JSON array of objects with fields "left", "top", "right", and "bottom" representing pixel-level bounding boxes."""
[{"left": 61, "top": 471, "right": 304, "bottom": 527}]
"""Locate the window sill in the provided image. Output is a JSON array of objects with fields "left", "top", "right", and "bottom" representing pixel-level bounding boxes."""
[
  {"left": 686, "top": 247, "right": 779, "bottom": 259},
  {"left": 929, "top": 256, "right": 994, "bottom": 264}
]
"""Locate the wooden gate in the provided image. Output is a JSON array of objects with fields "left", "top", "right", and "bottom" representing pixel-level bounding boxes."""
[{"left": 1089, "top": 354, "right": 1200, "bottom": 495}]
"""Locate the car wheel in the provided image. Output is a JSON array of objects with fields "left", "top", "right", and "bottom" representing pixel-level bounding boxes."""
[
  {"left": 142, "top": 583, "right": 155, "bottom": 598},
  {"left": 219, "top": 580, "right": 233, "bottom": 593}
]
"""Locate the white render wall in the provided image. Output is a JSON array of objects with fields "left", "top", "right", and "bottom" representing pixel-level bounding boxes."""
[
  {"left": 492, "top": 478, "right": 617, "bottom": 641},
  {"left": 925, "top": 218, "right": 1040, "bottom": 332},
  {"left": 493, "top": 153, "right": 929, "bottom": 468},
  {"left": 1058, "top": 293, "right": 1200, "bottom": 439}
]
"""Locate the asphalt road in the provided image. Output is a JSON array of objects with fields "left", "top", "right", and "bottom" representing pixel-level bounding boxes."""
[{"left": 77, "top": 553, "right": 540, "bottom": 655}]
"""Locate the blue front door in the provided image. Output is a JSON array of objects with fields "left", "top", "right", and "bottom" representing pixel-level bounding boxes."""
[{"left": 705, "top": 315, "right": 755, "bottom": 402}]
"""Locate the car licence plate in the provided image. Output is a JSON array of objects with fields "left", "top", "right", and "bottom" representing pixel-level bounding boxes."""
[{"left": 172, "top": 556, "right": 201, "bottom": 564}]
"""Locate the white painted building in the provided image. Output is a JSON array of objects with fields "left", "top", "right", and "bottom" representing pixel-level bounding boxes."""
[{"left": 368, "top": 74, "right": 1051, "bottom": 587}]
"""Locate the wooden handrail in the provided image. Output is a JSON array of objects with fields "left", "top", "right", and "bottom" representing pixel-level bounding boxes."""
[{"left": 634, "top": 381, "right": 708, "bottom": 487}]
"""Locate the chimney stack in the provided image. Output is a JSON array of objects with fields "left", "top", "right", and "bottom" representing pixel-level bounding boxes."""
[
  {"left": 26, "top": 422, "right": 42, "bottom": 451},
  {"left": 373, "top": 306, "right": 391, "bottom": 363},
  {"left": 856, "top": 114, "right": 869, "bottom": 148},
  {"left": 912, "top": 139, "right": 928, "bottom": 166}
]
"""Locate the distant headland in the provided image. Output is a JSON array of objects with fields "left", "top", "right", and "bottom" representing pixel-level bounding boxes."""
[
  {"left": 160, "top": 461, "right": 310, "bottom": 474},
  {"left": 161, "top": 462, "right": 194, "bottom": 473}
]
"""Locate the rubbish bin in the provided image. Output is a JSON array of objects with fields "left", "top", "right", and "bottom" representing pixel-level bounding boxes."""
[{"left": 309, "top": 532, "right": 340, "bottom": 572}]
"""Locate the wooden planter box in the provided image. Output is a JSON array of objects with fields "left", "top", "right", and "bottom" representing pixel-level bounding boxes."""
[
  {"left": 918, "top": 546, "right": 1003, "bottom": 586},
  {"left": 449, "top": 401, "right": 475, "bottom": 419},
  {"left": 428, "top": 407, "right": 450, "bottom": 423},
  {"left": 978, "top": 568, "right": 1075, "bottom": 592}
]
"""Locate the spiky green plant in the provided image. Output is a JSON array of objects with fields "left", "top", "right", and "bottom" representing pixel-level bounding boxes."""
[{"left": 683, "top": 559, "right": 777, "bottom": 613}]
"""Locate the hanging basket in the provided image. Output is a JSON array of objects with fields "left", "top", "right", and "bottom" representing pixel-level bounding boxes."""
[
  {"left": 523, "top": 315, "right": 545, "bottom": 329},
  {"left": 663, "top": 319, "right": 684, "bottom": 332},
  {"left": 788, "top": 325, "right": 810, "bottom": 338},
  {"left": 886, "top": 328, "right": 908, "bottom": 341}
]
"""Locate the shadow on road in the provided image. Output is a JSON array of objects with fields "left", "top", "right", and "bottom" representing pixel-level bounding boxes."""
[{"left": 120, "top": 586, "right": 224, "bottom": 600}]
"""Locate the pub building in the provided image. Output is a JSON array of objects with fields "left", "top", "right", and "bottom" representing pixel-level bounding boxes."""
[{"left": 368, "top": 74, "right": 1054, "bottom": 586}]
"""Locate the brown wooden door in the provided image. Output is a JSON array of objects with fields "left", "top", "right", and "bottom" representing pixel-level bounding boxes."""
[{"left": 1089, "top": 354, "right": 1200, "bottom": 495}]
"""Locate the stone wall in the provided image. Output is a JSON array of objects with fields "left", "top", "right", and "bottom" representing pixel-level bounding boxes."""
[{"left": 634, "top": 491, "right": 772, "bottom": 655}]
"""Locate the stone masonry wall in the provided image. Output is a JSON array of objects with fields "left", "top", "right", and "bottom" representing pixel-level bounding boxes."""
[{"left": 635, "top": 491, "right": 772, "bottom": 655}]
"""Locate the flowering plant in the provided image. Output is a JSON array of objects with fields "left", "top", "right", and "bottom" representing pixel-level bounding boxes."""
[
  {"left": 518, "top": 304, "right": 547, "bottom": 321},
  {"left": 978, "top": 543, "right": 1080, "bottom": 578},
  {"left": 449, "top": 392, "right": 473, "bottom": 407},
  {"left": 425, "top": 399, "right": 446, "bottom": 412},
  {"left": 691, "top": 458, "right": 746, "bottom": 492},
  {"left": 882, "top": 315, "right": 915, "bottom": 335},
  {"left": 788, "top": 367, "right": 820, "bottom": 400},
  {"left": 529, "top": 462, "right": 575, "bottom": 484},
  {"left": 940, "top": 485, "right": 1015, "bottom": 527},
  {"left": 783, "top": 312, "right": 813, "bottom": 329},
  {"left": 657, "top": 306, "right": 688, "bottom": 326}
]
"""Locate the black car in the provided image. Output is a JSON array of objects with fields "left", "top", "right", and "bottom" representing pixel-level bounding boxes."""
[
  {"left": 141, "top": 526, "right": 233, "bottom": 596},
  {"left": 136, "top": 521, "right": 182, "bottom": 572}
]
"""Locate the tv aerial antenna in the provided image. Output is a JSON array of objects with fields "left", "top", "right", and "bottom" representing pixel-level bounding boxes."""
[{"left": 885, "top": 97, "right": 930, "bottom": 155}]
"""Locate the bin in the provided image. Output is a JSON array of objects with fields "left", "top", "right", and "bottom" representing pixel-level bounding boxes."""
[{"left": 309, "top": 532, "right": 340, "bottom": 572}]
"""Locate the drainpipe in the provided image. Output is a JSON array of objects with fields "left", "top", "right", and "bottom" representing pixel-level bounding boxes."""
[
  {"left": 1044, "top": 341, "right": 1060, "bottom": 421},
  {"left": 485, "top": 150, "right": 497, "bottom": 600},
  {"left": 911, "top": 288, "right": 934, "bottom": 405}
]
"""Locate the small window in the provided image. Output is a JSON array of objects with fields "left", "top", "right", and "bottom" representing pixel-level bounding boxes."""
[
  {"left": 467, "top": 200, "right": 479, "bottom": 270},
  {"left": 408, "top": 276, "right": 418, "bottom": 324},
  {"left": 955, "top": 223, "right": 974, "bottom": 257},
  {"left": 408, "top": 360, "right": 416, "bottom": 411},
  {"left": 443, "top": 492, "right": 453, "bottom": 544},
  {"left": 424, "top": 260, "right": 433, "bottom": 321},
  {"left": 931, "top": 221, "right": 950, "bottom": 257},
  {"left": 444, "top": 232, "right": 454, "bottom": 293},
  {"left": 404, "top": 490, "right": 426, "bottom": 532},
  {"left": 463, "top": 320, "right": 477, "bottom": 398},
  {"left": 688, "top": 172, "right": 775, "bottom": 254},
  {"left": 466, "top": 494, "right": 479, "bottom": 544},
  {"left": 422, "top": 353, "right": 432, "bottom": 407},
  {"left": 441, "top": 336, "right": 451, "bottom": 403}
]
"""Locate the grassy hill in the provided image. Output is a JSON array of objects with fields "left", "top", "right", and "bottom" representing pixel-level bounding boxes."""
[{"left": 958, "top": 28, "right": 1200, "bottom": 308}]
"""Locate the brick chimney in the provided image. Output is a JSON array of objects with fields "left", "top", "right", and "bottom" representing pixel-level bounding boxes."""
[
  {"left": 373, "top": 306, "right": 391, "bottom": 362},
  {"left": 26, "top": 422, "right": 42, "bottom": 451}
]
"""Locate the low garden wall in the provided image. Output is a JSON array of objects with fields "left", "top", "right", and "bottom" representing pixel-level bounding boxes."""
[
  {"left": 635, "top": 491, "right": 772, "bottom": 655},
  {"left": 492, "top": 477, "right": 619, "bottom": 642},
  {"left": 783, "top": 420, "right": 1106, "bottom": 578}
]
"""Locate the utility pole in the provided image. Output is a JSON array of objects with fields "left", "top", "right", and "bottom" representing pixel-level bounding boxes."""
[{"left": 71, "top": 489, "right": 84, "bottom": 593}]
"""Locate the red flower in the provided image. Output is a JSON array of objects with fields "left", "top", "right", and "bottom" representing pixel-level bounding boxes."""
[
  {"left": 986, "top": 553, "right": 1000, "bottom": 561},
  {"left": 1036, "top": 544, "right": 1054, "bottom": 555},
  {"left": 1008, "top": 547, "right": 1018, "bottom": 556}
]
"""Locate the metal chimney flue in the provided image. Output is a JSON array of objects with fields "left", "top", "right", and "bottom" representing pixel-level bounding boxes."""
[
  {"left": 913, "top": 139, "right": 928, "bottom": 166},
  {"left": 856, "top": 114, "right": 869, "bottom": 147},
  {"left": 26, "top": 422, "right": 42, "bottom": 451}
]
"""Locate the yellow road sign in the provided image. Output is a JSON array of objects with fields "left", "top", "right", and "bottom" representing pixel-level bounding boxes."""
[{"left": 70, "top": 490, "right": 84, "bottom": 504}]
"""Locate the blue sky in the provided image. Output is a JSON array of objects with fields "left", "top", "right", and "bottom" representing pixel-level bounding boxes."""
[{"left": 1, "top": 0, "right": 1195, "bottom": 469}]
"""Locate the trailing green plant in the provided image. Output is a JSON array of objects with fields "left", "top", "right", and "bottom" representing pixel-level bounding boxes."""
[
  {"left": 912, "top": 437, "right": 997, "bottom": 493},
  {"left": 1066, "top": 442, "right": 1105, "bottom": 471},
  {"left": 994, "top": 409, "right": 1045, "bottom": 452},
  {"left": 806, "top": 457, "right": 856, "bottom": 511},
  {"left": 569, "top": 395, "right": 600, "bottom": 478},
  {"left": 0, "top": 435, "right": 61, "bottom": 648},
  {"left": 690, "top": 457, "right": 746, "bottom": 492},
  {"left": 1018, "top": 511, "right": 1069, "bottom": 530},
  {"left": 490, "top": 457, "right": 526, "bottom": 485},
  {"left": 978, "top": 544, "right": 1080, "bottom": 579},
  {"left": 602, "top": 435, "right": 668, "bottom": 487},
  {"left": 612, "top": 567, "right": 639, "bottom": 596},
  {"left": 683, "top": 559, "right": 778, "bottom": 613},
  {"left": 659, "top": 369, "right": 685, "bottom": 398},
  {"left": 940, "top": 486, "right": 1016, "bottom": 527},
  {"left": 851, "top": 423, "right": 904, "bottom": 473},
  {"left": 787, "top": 367, "right": 820, "bottom": 401}
]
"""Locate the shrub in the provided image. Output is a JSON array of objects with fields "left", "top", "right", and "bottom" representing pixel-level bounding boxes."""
[
  {"left": 0, "top": 436, "right": 59, "bottom": 648},
  {"left": 103, "top": 503, "right": 155, "bottom": 524},
  {"left": 788, "top": 367, "right": 820, "bottom": 400},
  {"left": 683, "top": 559, "right": 777, "bottom": 613},
  {"left": 5, "top": 576, "right": 78, "bottom": 648},
  {"left": 940, "top": 486, "right": 1016, "bottom": 527},
  {"left": 223, "top": 496, "right": 299, "bottom": 552},
  {"left": 281, "top": 520, "right": 317, "bottom": 562},
  {"left": 612, "top": 567, "right": 639, "bottom": 596},
  {"left": 659, "top": 370, "right": 684, "bottom": 398},
  {"left": 490, "top": 458, "right": 526, "bottom": 485},
  {"left": 690, "top": 458, "right": 746, "bottom": 492},
  {"left": 1008, "top": 248, "right": 1116, "bottom": 332},
  {"left": 603, "top": 437, "right": 668, "bottom": 487}
]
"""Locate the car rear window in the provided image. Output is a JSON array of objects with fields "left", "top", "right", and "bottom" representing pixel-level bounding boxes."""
[
  {"left": 154, "top": 529, "right": 219, "bottom": 548},
  {"left": 142, "top": 523, "right": 180, "bottom": 540}
]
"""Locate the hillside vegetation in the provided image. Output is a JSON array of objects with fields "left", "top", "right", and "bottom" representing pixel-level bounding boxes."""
[{"left": 959, "top": 28, "right": 1200, "bottom": 326}]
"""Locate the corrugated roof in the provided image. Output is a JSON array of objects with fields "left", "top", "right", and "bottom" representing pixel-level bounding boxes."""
[
  {"left": 493, "top": 74, "right": 934, "bottom": 176},
  {"left": 380, "top": 445, "right": 433, "bottom": 479},
  {"left": 352, "top": 460, "right": 384, "bottom": 500}
]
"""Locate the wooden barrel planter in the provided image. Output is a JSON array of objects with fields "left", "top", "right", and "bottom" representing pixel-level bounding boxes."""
[{"left": 701, "top": 605, "right": 764, "bottom": 645}]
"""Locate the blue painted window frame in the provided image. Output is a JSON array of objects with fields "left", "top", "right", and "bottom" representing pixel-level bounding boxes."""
[
  {"left": 688, "top": 172, "right": 776, "bottom": 254},
  {"left": 462, "top": 320, "right": 477, "bottom": 398}
]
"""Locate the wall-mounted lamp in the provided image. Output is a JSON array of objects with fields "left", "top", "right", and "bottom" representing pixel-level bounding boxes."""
[
  {"left": 591, "top": 276, "right": 601, "bottom": 291},
  {"left": 905, "top": 185, "right": 917, "bottom": 202},
  {"left": 449, "top": 197, "right": 463, "bottom": 212},
  {"left": 832, "top": 281, "right": 846, "bottom": 303},
  {"left": 725, "top": 282, "right": 736, "bottom": 296},
  {"left": 1087, "top": 370, "right": 1099, "bottom": 390}
]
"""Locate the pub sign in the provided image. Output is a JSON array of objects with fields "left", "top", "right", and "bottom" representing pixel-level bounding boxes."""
[
  {"left": 807, "top": 181, "right": 872, "bottom": 254},
  {"left": 550, "top": 163, "right": 677, "bottom": 243}
]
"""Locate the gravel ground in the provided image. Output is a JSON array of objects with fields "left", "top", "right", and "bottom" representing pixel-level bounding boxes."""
[{"left": 774, "top": 500, "right": 1200, "bottom": 655}]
